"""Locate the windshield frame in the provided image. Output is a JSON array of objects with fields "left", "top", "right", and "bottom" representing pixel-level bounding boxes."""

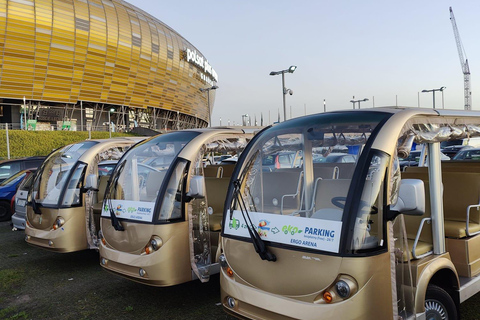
[
  {"left": 152, "top": 156, "right": 190, "bottom": 224},
  {"left": 221, "top": 111, "right": 392, "bottom": 257},
  {"left": 58, "top": 161, "right": 88, "bottom": 208},
  {"left": 340, "top": 148, "right": 390, "bottom": 256}
]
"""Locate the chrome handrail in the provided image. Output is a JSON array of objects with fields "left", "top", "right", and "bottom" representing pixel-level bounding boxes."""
[
  {"left": 412, "top": 217, "right": 433, "bottom": 259},
  {"left": 280, "top": 171, "right": 304, "bottom": 215},
  {"left": 466, "top": 204, "right": 480, "bottom": 237}
]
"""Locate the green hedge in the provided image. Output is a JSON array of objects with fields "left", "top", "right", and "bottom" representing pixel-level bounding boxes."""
[{"left": 0, "top": 130, "right": 137, "bottom": 158}]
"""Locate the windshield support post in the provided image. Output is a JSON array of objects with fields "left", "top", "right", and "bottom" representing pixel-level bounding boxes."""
[{"left": 427, "top": 142, "right": 446, "bottom": 254}]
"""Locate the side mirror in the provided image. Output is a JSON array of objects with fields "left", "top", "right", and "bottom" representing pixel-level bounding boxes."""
[
  {"left": 83, "top": 174, "right": 98, "bottom": 192},
  {"left": 388, "top": 179, "right": 425, "bottom": 220},
  {"left": 187, "top": 175, "right": 206, "bottom": 199}
]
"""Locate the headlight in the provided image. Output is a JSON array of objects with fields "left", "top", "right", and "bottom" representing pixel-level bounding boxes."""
[
  {"left": 219, "top": 253, "right": 234, "bottom": 278},
  {"left": 52, "top": 217, "right": 65, "bottom": 230},
  {"left": 335, "top": 280, "right": 351, "bottom": 298},
  {"left": 317, "top": 275, "right": 357, "bottom": 304},
  {"left": 143, "top": 236, "right": 163, "bottom": 254},
  {"left": 150, "top": 236, "right": 163, "bottom": 251},
  {"left": 98, "top": 229, "right": 106, "bottom": 246}
]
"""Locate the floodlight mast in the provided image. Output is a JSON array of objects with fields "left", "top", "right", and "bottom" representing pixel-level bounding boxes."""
[{"left": 269, "top": 66, "right": 297, "bottom": 122}]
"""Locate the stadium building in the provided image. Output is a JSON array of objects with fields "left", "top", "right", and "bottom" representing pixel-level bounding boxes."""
[{"left": 0, "top": 0, "right": 217, "bottom": 131}]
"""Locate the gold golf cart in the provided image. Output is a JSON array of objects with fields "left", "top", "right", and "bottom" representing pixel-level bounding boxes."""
[
  {"left": 98, "top": 128, "right": 252, "bottom": 286},
  {"left": 25, "top": 138, "right": 141, "bottom": 252},
  {"left": 220, "top": 108, "right": 480, "bottom": 320}
]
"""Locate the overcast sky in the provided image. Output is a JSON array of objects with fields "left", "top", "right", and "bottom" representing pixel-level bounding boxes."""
[{"left": 127, "top": 0, "right": 480, "bottom": 126}]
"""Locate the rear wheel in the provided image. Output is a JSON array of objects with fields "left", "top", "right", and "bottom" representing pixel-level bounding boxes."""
[
  {"left": 425, "top": 284, "right": 457, "bottom": 320},
  {"left": 0, "top": 201, "right": 12, "bottom": 222}
]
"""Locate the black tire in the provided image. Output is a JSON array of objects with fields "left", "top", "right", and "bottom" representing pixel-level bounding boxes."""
[
  {"left": 0, "top": 201, "right": 12, "bottom": 222},
  {"left": 425, "top": 284, "right": 458, "bottom": 320}
]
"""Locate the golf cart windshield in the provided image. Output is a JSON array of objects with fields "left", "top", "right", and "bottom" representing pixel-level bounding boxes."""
[
  {"left": 31, "top": 141, "right": 98, "bottom": 207},
  {"left": 224, "top": 112, "right": 391, "bottom": 255},
  {"left": 104, "top": 131, "right": 200, "bottom": 223}
]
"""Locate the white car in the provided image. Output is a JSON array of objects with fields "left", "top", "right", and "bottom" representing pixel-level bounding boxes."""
[{"left": 11, "top": 171, "right": 36, "bottom": 230}]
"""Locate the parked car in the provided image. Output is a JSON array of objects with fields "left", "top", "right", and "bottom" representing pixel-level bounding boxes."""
[
  {"left": 11, "top": 170, "right": 37, "bottom": 230},
  {"left": 313, "top": 153, "right": 357, "bottom": 163},
  {"left": 441, "top": 145, "right": 473, "bottom": 158},
  {"left": 0, "top": 169, "right": 35, "bottom": 222},
  {"left": 0, "top": 156, "right": 45, "bottom": 182},
  {"left": 98, "top": 160, "right": 118, "bottom": 176},
  {"left": 219, "top": 156, "right": 238, "bottom": 165},
  {"left": 400, "top": 150, "right": 450, "bottom": 170},
  {"left": 440, "top": 137, "right": 480, "bottom": 148},
  {"left": 263, "top": 151, "right": 303, "bottom": 171},
  {"left": 452, "top": 148, "right": 480, "bottom": 160}
]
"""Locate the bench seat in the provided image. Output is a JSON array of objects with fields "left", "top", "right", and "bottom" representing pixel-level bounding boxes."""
[{"left": 444, "top": 220, "right": 480, "bottom": 238}]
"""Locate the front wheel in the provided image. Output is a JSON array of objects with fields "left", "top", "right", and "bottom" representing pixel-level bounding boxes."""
[
  {"left": 0, "top": 201, "right": 12, "bottom": 222},
  {"left": 425, "top": 284, "right": 458, "bottom": 320}
]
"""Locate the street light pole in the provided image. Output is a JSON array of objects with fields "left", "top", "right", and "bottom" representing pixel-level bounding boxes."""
[
  {"left": 349, "top": 98, "right": 369, "bottom": 109},
  {"left": 270, "top": 65, "right": 296, "bottom": 122},
  {"left": 421, "top": 87, "right": 446, "bottom": 109},
  {"left": 441, "top": 90, "right": 445, "bottom": 109},
  {"left": 108, "top": 108, "right": 115, "bottom": 138},
  {"left": 281, "top": 72, "right": 286, "bottom": 121},
  {"left": 199, "top": 85, "right": 218, "bottom": 127}
]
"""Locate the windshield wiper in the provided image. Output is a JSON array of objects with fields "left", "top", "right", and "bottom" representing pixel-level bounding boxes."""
[
  {"left": 106, "top": 160, "right": 126, "bottom": 231},
  {"left": 231, "top": 180, "right": 276, "bottom": 262},
  {"left": 229, "top": 150, "right": 276, "bottom": 262}
]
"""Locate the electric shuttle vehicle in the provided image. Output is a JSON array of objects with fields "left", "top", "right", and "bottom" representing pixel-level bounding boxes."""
[
  {"left": 98, "top": 128, "right": 252, "bottom": 286},
  {"left": 25, "top": 138, "right": 140, "bottom": 252},
  {"left": 219, "top": 108, "right": 480, "bottom": 320}
]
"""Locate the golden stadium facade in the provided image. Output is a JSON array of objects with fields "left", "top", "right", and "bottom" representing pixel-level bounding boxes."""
[{"left": 0, "top": 0, "right": 217, "bottom": 130}]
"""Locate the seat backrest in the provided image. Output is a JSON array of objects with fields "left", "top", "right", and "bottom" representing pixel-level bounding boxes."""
[
  {"left": 205, "top": 177, "right": 230, "bottom": 214},
  {"left": 313, "top": 165, "right": 338, "bottom": 180},
  {"left": 97, "top": 175, "right": 110, "bottom": 203},
  {"left": 145, "top": 170, "right": 167, "bottom": 201},
  {"left": 442, "top": 172, "right": 480, "bottom": 223},
  {"left": 404, "top": 162, "right": 480, "bottom": 174},
  {"left": 312, "top": 179, "right": 351, "bottom": 221},
  {"left": 203, "top": 164, "right": 236, "bottom": 178},
  {"left": 403, "top": 166, "right": 428, "bottom": 174},
  {"left": 262, "top": 169, "right": 303, "bottom": 214},
  {"left": 313, "top": 163, "right": 355, "bottom": 179},
  {"left": 204, "top": 166, "right": 221, "bottom": 177}
]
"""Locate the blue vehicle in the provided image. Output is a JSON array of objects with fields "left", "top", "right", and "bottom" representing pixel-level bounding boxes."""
[{"left": 0, "top": 169, "right": 35, "bottom": 222}]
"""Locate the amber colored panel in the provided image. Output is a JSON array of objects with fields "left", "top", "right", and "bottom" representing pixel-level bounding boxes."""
[{"left": 0, "top": 0, "right": 214, "bottom": 118}]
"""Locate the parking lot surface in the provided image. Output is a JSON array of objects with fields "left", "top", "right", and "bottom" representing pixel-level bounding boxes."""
[
  {"left": 2, "top": 220, "right": 480, "bottom": 319},
  {"left": 0, "top": 221, "right": 234, "bottom": 320}
]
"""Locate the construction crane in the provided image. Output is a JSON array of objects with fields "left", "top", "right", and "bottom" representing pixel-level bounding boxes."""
[{"left": 449, "top": 6, "right": 471, "bottom": 110}]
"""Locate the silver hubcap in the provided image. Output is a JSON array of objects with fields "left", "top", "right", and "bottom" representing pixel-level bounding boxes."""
[{"left": 425, "top": 299, "right": 447, "bottom": 320}]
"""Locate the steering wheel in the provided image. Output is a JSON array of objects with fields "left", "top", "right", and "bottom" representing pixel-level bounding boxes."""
[
  {"left": 331, "top": 197, "right": 379, "bottom": 215},
  {"left": 137, "top": 163, "right": 161, "bottom": 172},
  {"left": 331, "top": 197, "right": 346, "bottom": 209}
]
